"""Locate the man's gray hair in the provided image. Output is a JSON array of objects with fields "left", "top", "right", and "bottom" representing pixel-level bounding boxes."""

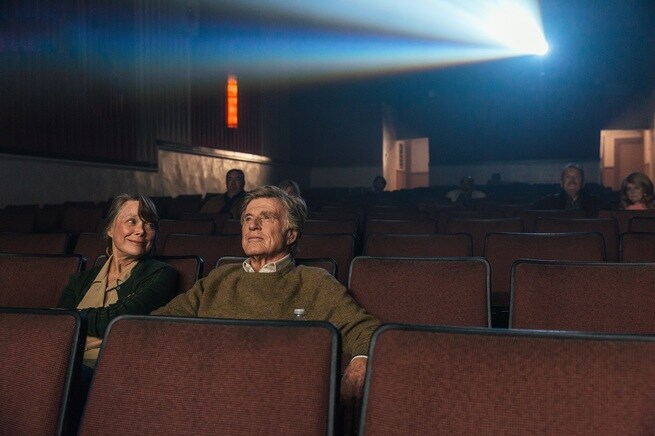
[
  {"left": 241, "top": 185, "right": 308, "bottom": 256},
  {"left": 561, "top": 163, "right": 584, "bottom": 183}
]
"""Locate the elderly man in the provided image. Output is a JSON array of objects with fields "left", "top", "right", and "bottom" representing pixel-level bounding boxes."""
[
  {"left": 153, "top": 185, "right": 380, "bottom": 402},
  {"left": 446, "top": 176, "right": 486, "bottom": 203},
  {"left": 200, "top": 168, "right": 247, "bottom": 218},
  {"left": 535, "top": 163, "right": 603, "bottom": 217}
]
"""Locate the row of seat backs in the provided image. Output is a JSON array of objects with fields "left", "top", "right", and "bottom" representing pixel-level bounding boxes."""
[
  {"left": 0, "top": 250, "right": 481, "bottom": 330},
  {"left": 349, "top": 256, "right": 655, "bottom": 334},
  {"left": 312, "top": 207, "right": 655, "bottom": 232},
  {"left": 0, "top": 226, "right": 355, "bottom": 283},
  {"left": 0, "top": 253, "right": 204, "bottom": 308},
  {"left": 3, "top": 213, "right": 653, "bottom": 270},
  {"left": 311, "top": 215, "right": 622, "bottom": 260},
  {"left": 0, "top": 195, "right": 224, "bottom": 233},
  {"left": 310, "top": 206, "right": 580, "bottom": 227},
  {"left": 3, "top": 209, "right": 653, "bottom": 246},
  {"left": 599, "top": 208, "right": 655, "bottom": 233},
  {"left": 313, "top": 202, "right": 655, "bottom": 221},
  {"left": 3, "top": 309, "right": 652, "bottom": 436},
  {"left": 3, "top": 199, "right": 654, "bottom": 233},
  {"left": 365, "top": 230, "right": 654, "bottom": 263},
  {"left": 3, "top": 226, "right": 655, "bottom": 286},
  {"left": 156, "top": 233, "right": 605, "bottom": 298},
  {"left": 3, "top": 252, "right": 652, "bottom": 335},
  {"left": 173, "top": 214, "right": 655, "bottom": 260},
  {"left": 0, "top": 310, "right": 340, "bottom": 436},
  {"left": 3, "top": 230, "right": 655, "bottom": 308},
  {"left": 361, "top": 324, "right": 655, "bottom": 435},
  {"left": 0, "top": 205, "right": 106, "bottom": 234},
  {"left": 0, "top": 252, "right": 334, "bottom": 309},
  {"left": 65, "top": 228, "right": 621, "bottom": 289}
]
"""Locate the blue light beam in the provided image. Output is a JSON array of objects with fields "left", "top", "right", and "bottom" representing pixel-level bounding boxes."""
[{"left": 188, "top": 0, "right": 547, "bottom": 83}]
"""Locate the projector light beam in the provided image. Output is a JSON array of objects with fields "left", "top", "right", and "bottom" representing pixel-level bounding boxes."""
[{"left": 189, "top": 0, "right": 548, "bottom": 83}]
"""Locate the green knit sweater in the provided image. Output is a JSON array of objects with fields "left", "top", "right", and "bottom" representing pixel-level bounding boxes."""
[{"left": 152, "top": 262, "right": 380, "bottom": 356}]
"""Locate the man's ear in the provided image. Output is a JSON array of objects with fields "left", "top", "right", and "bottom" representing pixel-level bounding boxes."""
[{"left": 286, "top": 228, "right": 298, "bottom": 246}]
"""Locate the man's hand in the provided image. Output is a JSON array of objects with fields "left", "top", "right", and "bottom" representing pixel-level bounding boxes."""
[
  {"left": 341, "top": 356, "right": 367, "bottom": 400},
  {"left": 85, "top": 336, "right": 103, "bottom": 351},
  {"left": 341, "top": 356, "right": 368, "bottom": 434}
]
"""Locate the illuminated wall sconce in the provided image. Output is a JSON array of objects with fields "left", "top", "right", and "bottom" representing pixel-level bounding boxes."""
[{"left": 226, "top": 74, "right": 238, "bottom": 128}]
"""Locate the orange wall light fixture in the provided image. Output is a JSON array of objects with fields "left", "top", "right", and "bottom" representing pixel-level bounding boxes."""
[{"left": 226, "top": 75, "right": 238, "bottom": 128}]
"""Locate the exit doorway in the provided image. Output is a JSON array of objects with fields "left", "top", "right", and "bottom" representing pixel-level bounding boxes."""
[{"left": 385, "top": 137, "right": 430, "bottom": 191}]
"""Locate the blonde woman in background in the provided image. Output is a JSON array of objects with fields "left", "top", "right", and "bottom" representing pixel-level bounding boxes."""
[{"left": 621, "top": 172, "right": 655, "bottom": 210}]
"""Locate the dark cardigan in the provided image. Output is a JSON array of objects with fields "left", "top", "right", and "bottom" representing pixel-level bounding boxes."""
[{"left": 58, "top": 258, "right": 178, "bottom": 337}]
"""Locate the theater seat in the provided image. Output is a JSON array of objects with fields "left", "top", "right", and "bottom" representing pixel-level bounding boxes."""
[
  {"left": 533, "top": 217, "right": 619, "bottom": 261},
  {"left": 161, "top": 234, "right": 243, "bottom": 277},
  {"left": 484, "top": 232, "right": 605, "bottom": 309},
  {"left": 349, "top": 256, "right": 490, "bottom": 327},
  {"left": 0, "top": 254, "right": 85, "bottom": 308},
  {"left": 360, "top": 324, "right": 655, "bottom": 435},
  {"left": 298, "top": 234, "right": 355, "bottom": 286},
  {"left": 0, "top": 231, "right": 71, "bottom": 255},
  {"left": 510, "top": 259, "right": 655, "bottom": 334},
  {"left": 0, "top": 308, "right": 85, "bottom": 436},
  {"left": 79, "top": 316, "right": 339, "bottom": 435},
  {"left": 364, "top": 233, "right": 471, "bottom": 257},
  {"left": 620, "top": 232, "right": 655, "bottom": 262},
  {"left": 445, "top": 217, "right": 523, "bottom": 256}
]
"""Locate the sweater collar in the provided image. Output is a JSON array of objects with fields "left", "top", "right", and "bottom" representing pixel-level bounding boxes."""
[{"left": 242, "top": 253, "right": 293, "bottom": 273}]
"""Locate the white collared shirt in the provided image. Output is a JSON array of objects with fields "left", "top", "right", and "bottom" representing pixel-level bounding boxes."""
[{"left": 242, "top": 254, "right": 293, "bottom": 273}]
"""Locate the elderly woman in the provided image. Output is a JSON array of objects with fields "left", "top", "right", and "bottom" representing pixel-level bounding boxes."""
[
  {"left": 59, "top": 194, "right": 178, "bottom": 366},
  {"left": 621, "top": 172, "right": 655, "bottom": 210}
]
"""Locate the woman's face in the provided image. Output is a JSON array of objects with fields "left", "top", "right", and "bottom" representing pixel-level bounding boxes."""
[
  {"left": 626, "top": 182, "right": 644, "bottom": 204},
  {"left": 107, "top": 200, "right": 155, "bottom": 261}
]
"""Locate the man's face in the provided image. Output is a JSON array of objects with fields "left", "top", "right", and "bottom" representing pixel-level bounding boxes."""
[
  {"left": 226, "top": 171, "right": 245, "bottom": 197},
  {"left": 561, "top": 167, "right": 583, "bottom": 198},
  {"left": 241, "top": 197, "right": 297, "bottom": 261}
]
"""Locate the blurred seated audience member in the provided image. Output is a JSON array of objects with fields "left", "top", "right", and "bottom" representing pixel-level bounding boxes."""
[
  {"left": 621, "top": 172, "right": 655, "bottom": 210},
  {"left": 487, "top": 172, "right": 502, "bottom": 185},
  {"left": 58, "top": 194, "right": 178, "bottom": 368},
  {"left": 372, "top": 176, "right": 387, "bottom": 193},
  {"left": 446, "top": 176, "right": 487, "bottom": 203},
  {"left": 153, "top": 185, "right": 380, "bottom": 413},
  {"left": 278, "top": 179, "right": 301, "bottom": 197},
  {"left": 535, "top": 163, "right": 603, "bottom": 217},
  {"left": 200, "top": 168, "right": 247, "bottom": 218}
]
